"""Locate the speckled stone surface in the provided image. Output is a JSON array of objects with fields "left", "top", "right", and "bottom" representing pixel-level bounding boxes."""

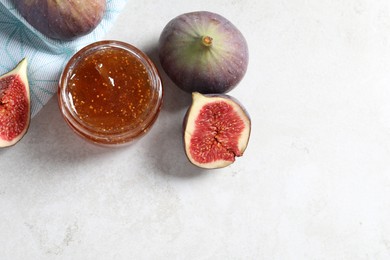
[{"left": 1, "top": 1, "right": 390, "bottom": 259}]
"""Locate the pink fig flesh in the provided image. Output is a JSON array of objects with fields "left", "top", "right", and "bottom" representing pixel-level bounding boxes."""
[
  {"left": 0, "top": 59, "right": 30, "bottom": 148},
  {"left": 183, "top": 92, "right": 251, "bottom": 169}
]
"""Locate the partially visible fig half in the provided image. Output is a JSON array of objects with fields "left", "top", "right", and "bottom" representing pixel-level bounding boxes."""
[
  {"left": 0, "top": 59, "right": 30, "bottom": 148},
  {"left": 159, "top": 11, "right": 249, "bottom": 94},
  {"left": 13, "top": 0, "right": 106, "bottom": 41},
  {"left": 183, "top": 92, "right": 251, "bottom": 169}
]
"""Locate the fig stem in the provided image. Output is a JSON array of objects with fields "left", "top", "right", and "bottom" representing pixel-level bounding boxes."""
[{"left": 201, "top": 36, "right": 213, "bottom": 47}]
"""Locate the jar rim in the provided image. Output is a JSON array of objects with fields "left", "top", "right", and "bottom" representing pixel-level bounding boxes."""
[{"left": 58, "top": 40, "right": 163, "bottom": 145}]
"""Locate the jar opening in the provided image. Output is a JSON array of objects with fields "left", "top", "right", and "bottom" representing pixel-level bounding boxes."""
[{"left": 59, "top": 41, "right": 163, "bottom": 145}]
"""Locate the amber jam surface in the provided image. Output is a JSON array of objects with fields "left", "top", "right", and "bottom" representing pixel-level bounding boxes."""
[
  {"left": 68, "top": 47, "right": 153, "bottom": 132},
  {"left": 59, "top": 41, "right": 163, "bottom": 145}
]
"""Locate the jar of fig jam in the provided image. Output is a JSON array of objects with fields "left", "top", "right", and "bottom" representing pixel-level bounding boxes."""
[{"left": 58, "top": 41, "right": 163, "bottom": 145}]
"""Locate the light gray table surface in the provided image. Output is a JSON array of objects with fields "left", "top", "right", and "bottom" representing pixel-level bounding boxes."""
[{"left": 1, "top": 1, "right": 390, "bottom": 259}]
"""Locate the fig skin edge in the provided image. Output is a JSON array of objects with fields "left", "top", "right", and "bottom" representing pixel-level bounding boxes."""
[
  {"left": 183, "top": 92, "right": 251, "bottom": 169},
  {"left": 159, "top": 11, "right": 249, "bottom": 94},
  {"left": 0, "top": 59, "right": 30, "bottom": 148}
]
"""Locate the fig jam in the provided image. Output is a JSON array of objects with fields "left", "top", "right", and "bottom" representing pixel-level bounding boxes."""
[
  {"left": 59, "top": 41, "right": 163, "bottom": 145},
  {"left": 68, "top": 47, "right": 153, "bottom": 132}
]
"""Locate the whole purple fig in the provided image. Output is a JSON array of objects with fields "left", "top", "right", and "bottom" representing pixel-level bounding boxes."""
[
  {"left": 13, "top": 0, "right": 106, "bottom": 41},
  {"left": 159, "top": 11, "right": 249, "bottom": 94}
]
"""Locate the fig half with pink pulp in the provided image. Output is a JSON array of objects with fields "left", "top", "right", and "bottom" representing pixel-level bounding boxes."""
[
  {"left": 183, "top": 92, "right": 251, "bottom": 169},
  {"left": 0, "top": 59, "right": 30, "bottom": 148},
  {"left": 13, "top": 0, "right": 106, "bottom": 40},
  {"left": 159, "top": 11, "right": 249, "bottom": 94}
]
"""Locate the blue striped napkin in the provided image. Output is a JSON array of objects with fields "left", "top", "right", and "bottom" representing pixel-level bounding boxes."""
[{"left": 0, "top": 0, "right": 128, "bottom": 117}]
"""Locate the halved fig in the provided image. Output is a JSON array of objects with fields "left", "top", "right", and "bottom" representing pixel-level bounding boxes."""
[
  {"left": 183, "top": 92, "right": 251, "bottom": 169},
  {"left": 0, "top": 59, "right": 30, "bottom": 148}
]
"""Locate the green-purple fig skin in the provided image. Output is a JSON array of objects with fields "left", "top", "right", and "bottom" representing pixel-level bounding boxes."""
[
  {"left": 159, "top": 11, "right": 249, "bottom": 94},
  {"left": 13, "top": 0, "right": 106, "bottom": 41}
]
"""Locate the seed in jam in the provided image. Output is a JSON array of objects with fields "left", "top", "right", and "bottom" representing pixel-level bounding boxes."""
[{"left": 66, "top": 47, "right": 155, "bottom": 133}]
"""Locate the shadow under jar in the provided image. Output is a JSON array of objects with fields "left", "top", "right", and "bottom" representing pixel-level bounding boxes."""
[{"left": 58, "top": 41, "right": 163, "bottom": 146}]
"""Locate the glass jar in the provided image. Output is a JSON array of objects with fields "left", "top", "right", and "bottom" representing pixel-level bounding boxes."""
[{"left": 58, "top": 40, "right": 163, "bottom": 146}]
